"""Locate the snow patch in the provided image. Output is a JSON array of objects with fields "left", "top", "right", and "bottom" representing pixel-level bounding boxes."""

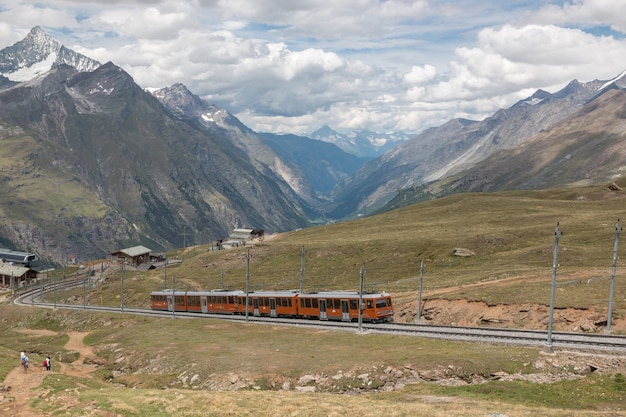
[
  {"left": 3, "top": 52, "right": 57, "bottom": 81},
  {"left": 599, "top": 70, "right": 626, "bottom": 90}
]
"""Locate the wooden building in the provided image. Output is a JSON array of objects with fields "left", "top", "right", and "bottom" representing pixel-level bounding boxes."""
[
  {"left": 110, "top": 245, "right": 152, "bottom": 266},
  {"left": 0, "top": 261, "right": 37, "bottom": 288}
]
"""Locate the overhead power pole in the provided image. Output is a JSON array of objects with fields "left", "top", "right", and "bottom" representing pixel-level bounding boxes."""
[{"left": 607, "top": 219, "right": 621, "bottom": 333}]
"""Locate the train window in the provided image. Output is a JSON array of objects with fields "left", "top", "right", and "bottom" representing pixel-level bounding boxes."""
[
  {"left": 287, "top": 298, "right": 292, "bottom": 307},
  {"left": 350, "top": 299, "right": 357, "bottom": 310},
  {"left": 305, "top": 298, "right": 311, "bottom": 308},
  {"left": 312, "top": 299, "right": 318, "bottom": 308},
  {"left": 276, "top": 298, "right": 281, "bottom": 307},
  {"left": 367, "top": 300, "right": 373, "bottom": 308},
  {"left": 376, "top": 299, "right": 389, "bottom": 308},
  {"left": 333, "top": 299, "right": 341, "bottom": 309}
]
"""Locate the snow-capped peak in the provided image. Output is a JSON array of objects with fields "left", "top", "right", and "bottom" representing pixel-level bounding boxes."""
[{"left": 0, "top": 26, "right": 101, "bottom": 81}]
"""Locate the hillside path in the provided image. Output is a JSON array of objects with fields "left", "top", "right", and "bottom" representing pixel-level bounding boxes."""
[{"left": 1, "top": 330, "right": 95, "bottom": 416}]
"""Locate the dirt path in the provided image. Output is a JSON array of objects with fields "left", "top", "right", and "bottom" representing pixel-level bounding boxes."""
[{"left": 1, "top": 330, "right": 95, "bottom": 416}]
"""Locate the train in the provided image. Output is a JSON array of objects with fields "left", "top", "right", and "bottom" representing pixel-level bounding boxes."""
[{"left": 150, "top": 289, "right": 394, "bottom": 323}]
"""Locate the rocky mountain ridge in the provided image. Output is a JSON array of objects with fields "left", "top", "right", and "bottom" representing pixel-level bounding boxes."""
[
  {"left": 329, "top": 76, "right": 626, "bottom": 217},
  {"left": 0, "top": 60, "right": 312, "bottom": 264},
  {"left": 0, "top": 26, "right": 100, "bottom": 80}
]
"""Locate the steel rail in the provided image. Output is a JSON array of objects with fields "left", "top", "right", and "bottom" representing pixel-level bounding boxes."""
[{"left": 12, "top": 282, "right": 626, "bottom": 354}]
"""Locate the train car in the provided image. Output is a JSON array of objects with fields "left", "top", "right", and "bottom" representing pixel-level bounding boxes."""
[
  {"left": 151, "top": 289, "right": 393, "bottom": 323},
  {"left": 186, "top": 289, "right": 245, "bottom": 314},
  {"left": 150, "top": 290, "right": 188, "bottom": 312},
  {"left": 236, "top": 290, "right": 299, "bottom": 318},
  {"left": 298, "top": 291, "right": 393, "bottom": 322}
]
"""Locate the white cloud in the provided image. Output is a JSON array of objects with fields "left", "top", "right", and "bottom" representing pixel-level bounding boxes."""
[{"left": 1, "top": 0, "right": 626, "bottom": 136}]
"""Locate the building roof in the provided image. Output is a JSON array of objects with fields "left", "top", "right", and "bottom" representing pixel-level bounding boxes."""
[
  {"left": 229, "top": 228, "right": 254, "bottom": 240},
  {"left": 0, "top": 261, "right": 30, "bottom": 277},
  {"left": 111, "top": 245, "right": 152, "bottom": 258}
]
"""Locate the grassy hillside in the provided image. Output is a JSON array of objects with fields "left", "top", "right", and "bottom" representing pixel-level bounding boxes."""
[
  {"left": 5, "top": 184, "right": 626, "bottom": 416},
  {"left": 51, "top": 181, "right": 626, "bottom": 321}
]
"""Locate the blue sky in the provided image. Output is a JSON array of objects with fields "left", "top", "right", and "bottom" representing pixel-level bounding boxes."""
[{"left": 1, "top": 1, "right": 626, "bottom": 136}]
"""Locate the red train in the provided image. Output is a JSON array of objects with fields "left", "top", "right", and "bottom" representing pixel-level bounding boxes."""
[{"left": 150, "top": 289, "right": 394, "bottom": 323}]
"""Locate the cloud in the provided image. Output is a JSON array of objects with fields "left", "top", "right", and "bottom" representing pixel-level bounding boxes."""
[{"left": 1, "top": 0, "right": 626, "bottom": 136}]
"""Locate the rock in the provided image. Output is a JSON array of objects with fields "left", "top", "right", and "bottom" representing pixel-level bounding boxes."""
[
  {"left": 297, "top": 375, "right": 316, "bottom": 385},
  {"left": 452, "top": 248, "right": 475, "bottom": 257}
]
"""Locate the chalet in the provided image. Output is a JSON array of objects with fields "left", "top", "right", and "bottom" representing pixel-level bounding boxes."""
[
  {"left": 110, "top": 245, "right": 152, "bottom": 266},
  {"left": 0, "top": 260, "right": 37, "bottom": 288},
  {"left": 228, "top": 228, "right": 254, "bottom": 241},
  {"left": 228, "top": 228, "right": 265, "bottom": 242}
]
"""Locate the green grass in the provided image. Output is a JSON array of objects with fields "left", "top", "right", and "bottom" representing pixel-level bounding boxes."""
[
  {"left": 44, "top": 183, "right": 626, "bottom": 322},
  {"left": 1, "top": 305, "right": 624, "bottom": 416},
  {"left": 6, "top": 184, "right": 626, "bottom": 415}
]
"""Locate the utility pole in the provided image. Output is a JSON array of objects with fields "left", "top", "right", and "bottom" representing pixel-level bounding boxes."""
[
  {"left": 179, "top": 229, "right": 191, "bottom": 260},
  {"left": 120, "top": 261, "right": 125, "bottom": 313},
  {"left": 299, "top": 246, "right": 305, "bottom": 293},
  {"left": 358, "top": 266, "right": 364, "bottom": 333},
  {"left": 416, "top": 258, "right": 424, "bottom": 323},
  {"left": 245, "top": 249, "right": 250, "bottom": 322},
  {"left": 163, "top": 257, "right": 167, "bottom": 289},
  {"left": 172, "top": 275, "right": 176, "bottom": 320},
  {"left": 547, "top": 222, "right": 562, "bottom": 350},
  {"left": 607, "top": 219, "right": 621, "bottom": 333}
]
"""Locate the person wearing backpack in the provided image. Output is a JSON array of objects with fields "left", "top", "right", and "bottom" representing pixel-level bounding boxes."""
[{"left": 22, "top": 354, "right": 29, "bottom": 373}]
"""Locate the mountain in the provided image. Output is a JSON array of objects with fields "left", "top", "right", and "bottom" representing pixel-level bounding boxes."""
[
  {"left": 310, "top": 125, "right": 411, "bottom": 158},
  {"left": 328, "top": 76, "right": 626, "bottom": 218},
  {"left": 0, "top": 31, "right": 313, "bottom": 265},
  {"left": 0, "top": 26, "right": 100, "bottom": 80},
  {"left": 151, "top": 83, "right": 322, "bottom": 208},
  {"left": 258, "top": 132, "right": 372, "bottom": 197},
  {"left": 409, "top": 87, "right": 626, "bottom": 200},
  {"left": 4, "top": 26, "right": 626, "bottom": 264}
]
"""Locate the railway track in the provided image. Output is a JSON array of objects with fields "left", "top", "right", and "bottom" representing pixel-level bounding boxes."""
[{"left": 12, "top": 280, "right": 626, "bottom": 354}]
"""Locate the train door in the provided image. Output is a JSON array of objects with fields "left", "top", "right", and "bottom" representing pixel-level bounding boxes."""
[
  {"left": 253, "top": 298, "right": 260, "bottom": 316},
  {"left": 201, "top": 296, "right": 207, "bottom": 313},
  {"left": 341, "top": 299, "right": 350, "bottom": 321},
  {"left": 167, "top": 295, "right": 174, "bottom": 312},
  {"left": 269, "top": 298, "right": 277, "bottom": 317},
  {"left": 319, "top": 299, "right": 328, "bottom": 320}
]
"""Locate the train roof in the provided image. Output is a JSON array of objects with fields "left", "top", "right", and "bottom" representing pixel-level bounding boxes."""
[
  {"left": 186, "top": 290, "right": 246, "bottom": 296},
  {"left": 246, "top": 290, "right": 300, "bottom": 297},
  {"left": 302, "top": 291, "right": 390, "bottom": 299},
  {"left": 151, "top": 289, "right": 246, "bottom": 296}
]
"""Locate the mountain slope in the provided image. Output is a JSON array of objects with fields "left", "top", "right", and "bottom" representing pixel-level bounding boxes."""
[
  {"left": 0, "top": 61, "right": 311, "bottom": 264},
  {"left": 152, "top": 84, "right": 321, "bottom": 208},
  {"left": 428, "top": 87, "right": 626, "bottom": 196},
  {"left": 329, "top": 77, "right": 623, "bottom": 218},
  {"left": 258, "top": 132, "right": 371, "bottom": 196}
]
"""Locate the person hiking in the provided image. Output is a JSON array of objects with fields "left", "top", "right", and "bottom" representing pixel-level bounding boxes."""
[
  {"left": 22, "top": 354, "right": 29, "bottom": 373},
  {"left": 44, "top": 356, "right": 51, "bottom": 371}
]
